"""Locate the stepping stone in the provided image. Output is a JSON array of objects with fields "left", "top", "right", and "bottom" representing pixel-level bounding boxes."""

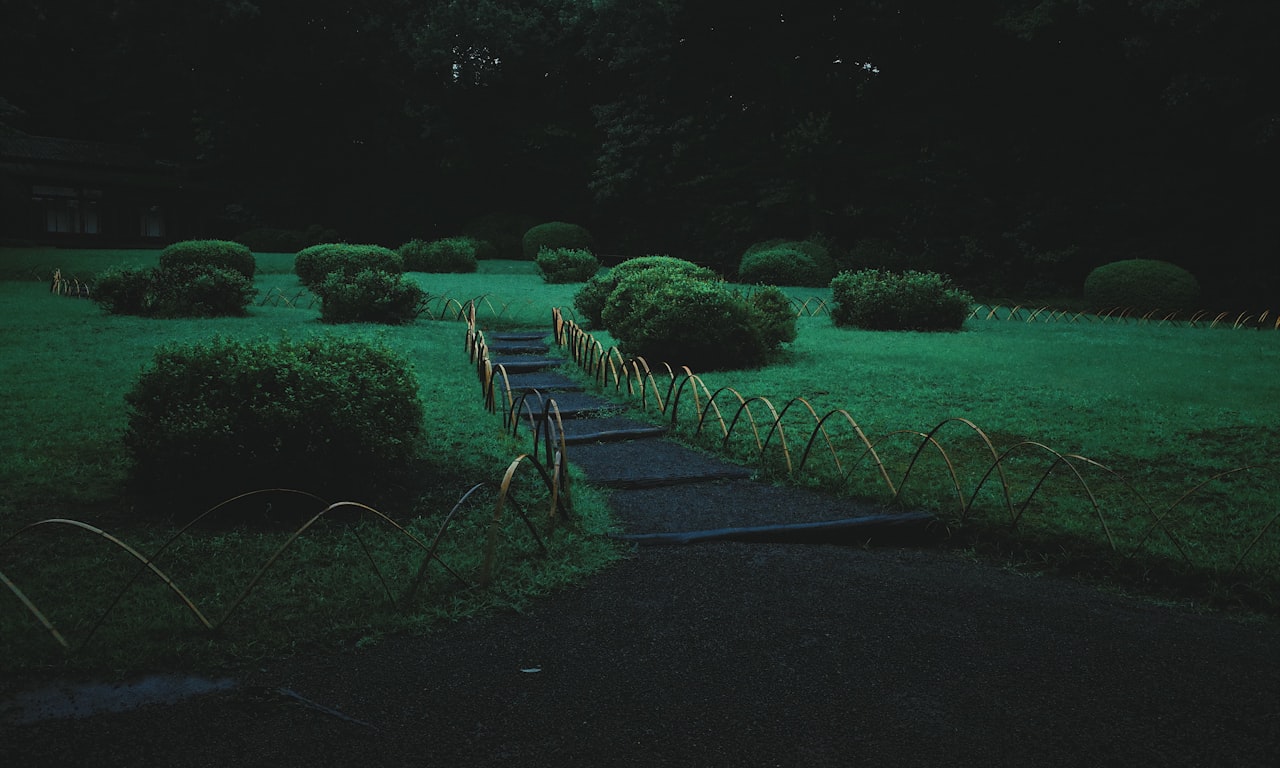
[
  {"left": 489, "top": 331, "right": 548, "bottom": 342},
  {"left": 546, "top": 416, "right": 669, "bottom": 445},
  {"left": 604, "top": 478, "right": 900, "bottom": 534},
  {"left": 567, "top": 439, "right": 754, "bottom": 489},
  {"left": 511, "top": 391, "right": 617, "bottom": 419},
  {"left": 490, "top": 356, "right": 563, "bottom": 373},
  {"left": 487, "top": 341, "right": 550, "bottom": 355},
  {"left": 499, "top": 373, "right": 584, "bottom": 393},
  {"left": 615, "top": 511, "right": 937, "bottom": 546}
]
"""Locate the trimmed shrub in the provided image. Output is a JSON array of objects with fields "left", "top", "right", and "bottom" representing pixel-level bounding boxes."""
[
  {"left": 573, "top": 255, "right": 717, "bottom": 328},
  {"left": 123, "top": 334, "right": 424, "bottom": 509},
  {"left": 313, "top": 268, "right": 426, "bottom": 324},
  {"left": 295, "top": 243, "right": 402, "bottom": 286},
  {"left": 159, "top": 239, "right": 256, "bottom": 280},
  {"left": 536, "top": 247, "right": 601, "bottom": 284},
  {"left": 399, "top": 237, "right": 480, "bottom": 273},
  {"left": 830, "top": 269, "right": 973, "bottom": 331},
  {"left": 93, "top": 265, "right": 153, "bottom": 315},
  {"left": 738, "top": 239, "right": 836, "bottom": 287},
  {"left": 155, "top": 264, "right": 255, "bottom": 318},
  {"left": 1083, "top": 259, "right": 1201, "bottom": 312},
  {"left": 602, "top": 269, "right": 790, "bottom": 370},
  {"left": 463, "top": 212, "right": 540, "bottom": 260},
  {"left": 521, "top": 221, "right": 594, "bottom": 260},
  {"left": 746, "top": 286, "right": 798, "bottom": 348},
  {"left": 93, "top": 264, "right": 253, "bottom": 318}
]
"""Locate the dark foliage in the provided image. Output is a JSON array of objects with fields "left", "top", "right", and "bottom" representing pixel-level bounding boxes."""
[
  {"left": 521, "top": 222, "right": 595, "bottom": 261},
  {"left": 601, "top": 266, "right": 791, "bottom": 370},
  {"left": 399, "top": 237, "right": 480, "bottom": 273},
  {"left": 738, "top": 240, "right": 836, "bottom": 287},
  {"left": 312, "top": 268, "right": 426, "bottom": 324},
  {"left": 123, "top": 334, "right": 425, "bottom": 511},
  {"left": 159, "top": 239, "right": 256, "bottom": 280},
  {"left": 830, "top": 269, "right": 973, "bottom": 331},
  {"left": 573, "top": 255, "right": 718, "bottom": 328},
  {"left": 1083, "top": 259, "right": 1202, "bottom": 312},
  {"left": 295, "top": 244, "right": 403, "bottom": 286},
  {"left": 535, "top": 247, "right": 600, "bottom": 283},
  {"left": 93, "top": 263, "right": 253, "bottom": 318}
]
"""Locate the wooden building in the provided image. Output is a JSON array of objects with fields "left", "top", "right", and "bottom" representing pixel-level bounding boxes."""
[{"left": 0, "top": 128, "right": 204, "bottom": 245}]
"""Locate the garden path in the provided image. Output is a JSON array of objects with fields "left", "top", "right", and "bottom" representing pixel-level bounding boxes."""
[{"left": 1, "top": 327, "right": 1277, "bottom": 766}]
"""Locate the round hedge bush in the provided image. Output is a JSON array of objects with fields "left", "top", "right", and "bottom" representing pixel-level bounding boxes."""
[
  {"left": 93, "top": 263, "right": 254, "bottom": 318},
  {"left": 159, "top": 239, "right": 256, "bottom": 279},
  {"left": 536, "top": 247, "right": 601, "bottom": 284},
  {"left": 738, "top": 239, "right": 836, "bottom": 287},
  {"left": 123, "top": 335, "right": 425, "bottom": 509},
  {"left": 399, "top": 237, "right": 480, "bottom": 273},
  {"left": 312, "top": 269, "right": 426, "bottom": 325},
  {"left": 295, "top": 243, "right": 402, "bottom": 286},
  {"left": 830, "top": 269, "right": 973, "bottom": 331},
  {"left": 601, "top": 269, "right": 792, "bottom": 370},
  {"left": 521, "top": 221, "right": 594, "bottom": 261},
  {"left": 1083, "top": 259, "right": 1201, "bottom": 312},
  {"left": 573, "top": 255, "right": 717, "bottom": 328}
]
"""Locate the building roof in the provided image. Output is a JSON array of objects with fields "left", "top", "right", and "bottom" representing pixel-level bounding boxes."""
[{"left": 0, "top": 129, "right": 170, "bottom": 170}]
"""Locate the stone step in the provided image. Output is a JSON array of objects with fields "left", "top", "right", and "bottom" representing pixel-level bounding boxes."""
[
  {"left": 487, "top": 341, "right": 550, "bottom": 355},
  {"left": 499, "top": 373, "right": 584, "bottom": 393},
  {"left": 525, "top": 416, "right": 669, "bottom": 445},
  {"left": 566, "top": 439, "right": 754, "bottom": 489},
  {"left": 512, "top": 391, "right": 618, "bottom": 419},
  {"left": 489, "top": 331, "right": 549, "bottom": 342},
  {"left": 490, "top": 356, "right": 562, "bottom": 374}
]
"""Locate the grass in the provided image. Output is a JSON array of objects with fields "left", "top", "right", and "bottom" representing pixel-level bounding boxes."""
[
  {"left": 0, "top": 252, "right": 619, "bottom": 681},
  {"left": 2, "top": 248, "right": 1277, "bottom": 680}
]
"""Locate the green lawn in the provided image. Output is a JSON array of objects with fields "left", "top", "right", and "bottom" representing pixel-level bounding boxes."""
[
  {"left": 0, "top": 256, "right": 616, "bottom": 678},
  {"left": 2, "top": 250, "right": 1277, "bottom": 679}
]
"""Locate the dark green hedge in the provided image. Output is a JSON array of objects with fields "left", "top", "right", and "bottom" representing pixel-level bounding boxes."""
[
  {"left": 1083, "top": 259, "right": 1201, "bottom": 312},
  {"left": 521, "top": 221, "right": 594, "bottom": 261},
  {"left": 399, "top": 237, "right": 480, "bottom": 273},
  {"left": 295, "top": 243, "right": 402, "bottom": 286},
  {"left": 830, "top": 269, "right": 972, "bottom": 331},
  {"left": 124, "top": 335, "right": 424, "bottom": 509},
  {"left": 159, "top": 239, "right": 256, "bottom": 279},
  {"left": 536, "top": 247, "right": 600, "bottom": 284}
]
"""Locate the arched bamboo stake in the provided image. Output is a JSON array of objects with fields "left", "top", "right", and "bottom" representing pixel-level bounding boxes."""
[
  {"left": 1230, "top": 507, "right": 1280, "bottom": 578},
  {"left": 215, "top": 500, "right": 437, "bottom": 627},
  {"left": 967, "top": 442, "right": 1113, "bottom": 548},
  {"left": 722, "top": 395, "right": 782, "bottom": 466},
  {"left": 0, "top": 518, "right": 214, "bottom": 648},
  {"left": 760, "top": 397, "right": 827, "bottom": 476},
  {"left": 481, "top": 454, "right": 559, "bottom": 587},
  {"left": 0, "top": 568, "right": 69, "bottom": 648},
  {"left": 667, "top": 376, "right": 728, "bottom": 437},
  {"left": 1126, "top": 467, "right": 1261, "bottom": 565},
  {"left": 897, "top": 418, "right": 1013, "bottom": 519},
  {"left": 402, "top": 483, "right": 488, "bottom": 604},
  {"left": 892, "top": 428, "right": 973, "bottom": 516},
  {"left": 794, "top": 409, "right": 896, "bottom": 495}
]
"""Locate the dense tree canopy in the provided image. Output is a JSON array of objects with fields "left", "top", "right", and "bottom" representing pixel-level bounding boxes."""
[{"left": 1, "top": 0, "right": 1274, "bottom": 303}]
